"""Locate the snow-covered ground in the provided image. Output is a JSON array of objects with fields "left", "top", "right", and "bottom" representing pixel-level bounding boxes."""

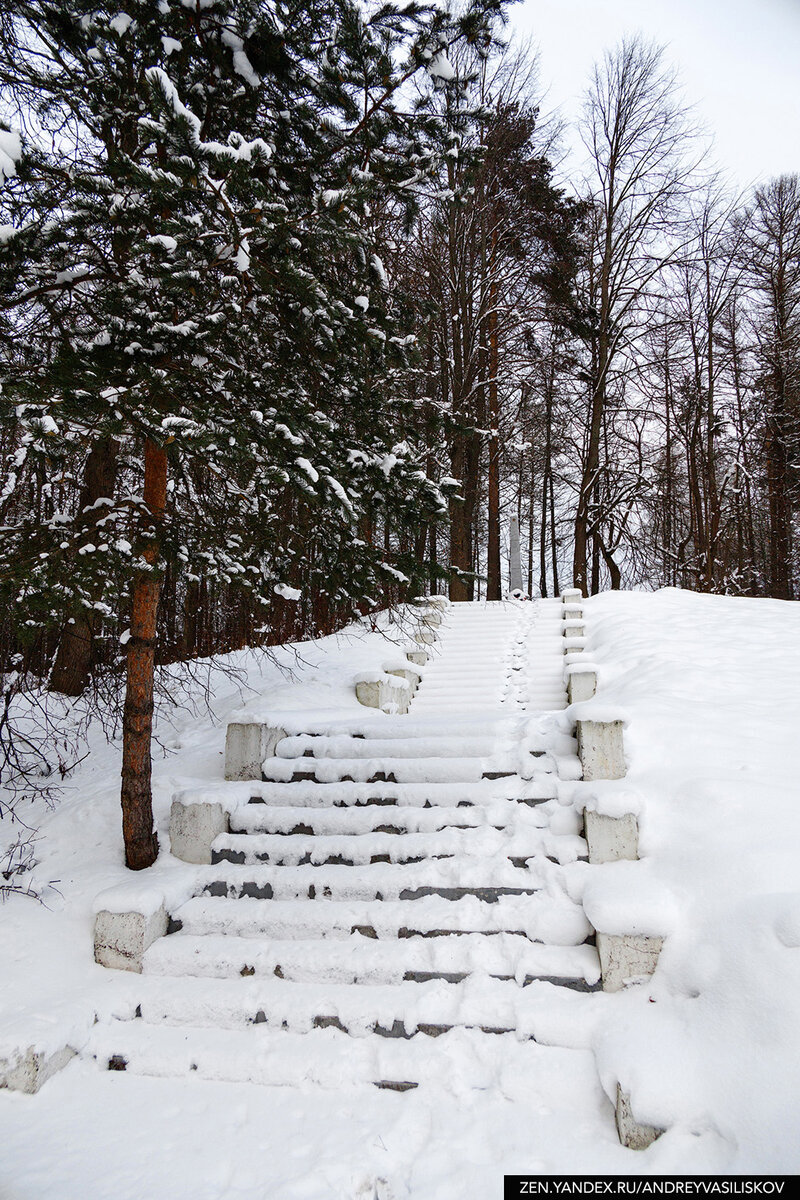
[
  {"left": 576, "top": 588, "right": 800, "bottom": 1174},
  {"left": 1, "top": 589, "right": 799, "bottom": 1195}
]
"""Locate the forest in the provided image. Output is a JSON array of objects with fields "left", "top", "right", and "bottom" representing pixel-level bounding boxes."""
[{"left": 1, "top": 0, "right": 799, "bottom": 867}]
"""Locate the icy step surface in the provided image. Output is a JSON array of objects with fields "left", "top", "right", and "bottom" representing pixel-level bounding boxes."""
[{"left": 144, "top": 929, "right": 595, "bottom": 984}]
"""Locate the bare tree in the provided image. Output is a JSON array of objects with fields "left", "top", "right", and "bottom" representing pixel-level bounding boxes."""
[
  {"left": 573, "top": 36, "right": 701, "bottom": 594},
  {"left": 740, "top": 174, "right": 800, "bottom": 598}
]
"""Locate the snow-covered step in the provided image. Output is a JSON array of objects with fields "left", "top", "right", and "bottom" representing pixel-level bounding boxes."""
[
  {"left": 260, "top": 757, "right": 496, "bottom": 784},
  {"left": 87, "top": 596, "right": 595, "bottom": 1103},
  {"left": 84, "top": 1020, "right": 599, "bottom": 1091},
  {"left": 230, "top": 799, "right": 549, "bottom": 836},
  {"left": 172, "top": 891, "right": 586, "bottom": 942},
  {"left": 231, "top": 803, "right": 487, "bottom": 836},
  {"left": 210, "top": 826, "right": 581, "bottom": 868},
  {"left": 144, "top": 928, "right": 595, "bottom": 984},
  {"left": 275, "top": 735, "right": 498, "bottom": 760},
  {"left": 241, "top": 778, "right": 543, "bottom": 808},
  {"left": 123, "top": 972, "right": 601, "bottom": 1039},
  {"left": 197, "top": 858, "right": 550, "bottom": 902}
]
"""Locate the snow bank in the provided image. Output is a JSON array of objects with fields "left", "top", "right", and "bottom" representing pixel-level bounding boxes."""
[{"left": 579, "top": 587, "right": 800, "bottom": 1171}]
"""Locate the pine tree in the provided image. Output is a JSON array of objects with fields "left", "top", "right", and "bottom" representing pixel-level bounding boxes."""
[{"left": 0, "top": 0, "right": 508, "bottom": 867}]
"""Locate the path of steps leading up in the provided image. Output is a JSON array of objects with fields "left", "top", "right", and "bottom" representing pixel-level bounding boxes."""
[{"left": 85, "top": 599, "right": 599, "bottom": 1093}]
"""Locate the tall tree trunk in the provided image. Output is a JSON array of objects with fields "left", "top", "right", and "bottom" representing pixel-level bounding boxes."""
[
  {"left": 49, "top": 436, "right": 119, "bottom": 695},
  {"left": 766, "top": 405, "right": 792, "bottom": 599},
  {"left": 120, "top": 437, "right": 166, "bottom": 871},
  {"left": 429, "top": 522, "right": 439, "bottom": 594},
  {"left": 574, "top": 362, "right": 605, "bottom": 595},
  {"left": 485, "top": 277, "right": 501, "bottom": 600},
  {"left": 549, "top": 471, "right": 560, "bottom": 598},
  {"left": 448, "top": 436, "right": 472, "bottom": 602}
]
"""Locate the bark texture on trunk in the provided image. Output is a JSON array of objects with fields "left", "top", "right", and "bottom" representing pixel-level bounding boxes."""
[
  {"left": 485, "top": 278, "right": 501, "bottom": 600},
  {"left": 120, "top": 438, "right": 166, "bottom": 871},
  {"left": 49, "top": 437, "right": 120, "bottom": 695}
]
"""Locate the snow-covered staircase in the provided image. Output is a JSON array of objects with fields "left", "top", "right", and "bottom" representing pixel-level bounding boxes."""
[{"left": 86, "top": 600, "right": 599, "bottom": 1091}]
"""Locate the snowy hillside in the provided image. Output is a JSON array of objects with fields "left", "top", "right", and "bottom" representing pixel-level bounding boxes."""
[{"left": 1, "top": 590, "right": 798, "bottom": 1194}]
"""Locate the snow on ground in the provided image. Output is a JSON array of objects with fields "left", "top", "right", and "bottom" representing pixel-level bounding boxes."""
[
  {"left": 569, "top": 588, "right": 800, "bottom": 1175},
  {"left": 0, "top": 611, "right": 421, "bottom": 1065},
  {"left": 1, "top": 589, "right": 799, "bottom": 1194}
]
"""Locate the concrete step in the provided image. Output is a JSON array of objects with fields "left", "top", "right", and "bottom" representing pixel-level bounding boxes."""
[
  {"left": 172, "top": 891, "right": 585, "bottom": 942},
  {"left": 240, "top": 778, "right": 550, "bottom": 808},
  {"left": 210, "top": 826, "right": 577, "bottom": 868},
  {"left": 84, "top": 1020, "right": 599, "bottom": 1091},
  {"left": 117, "top": 973, "right": 601, "bottom": 1038},
  {"left": 260, "top": 757, "right": 495, "bottom": 784},
  {"left": 229, "top": 803, "right": 497, "bottom": 836},
  {"left": 144, "top": 930, "right": 597, "bottom": 983},
  {"left": 195, "top": 858, "right": 550, "bottom": 901},
  {"left": 275, "top": 735, "right": 498, "bottom": 760}
]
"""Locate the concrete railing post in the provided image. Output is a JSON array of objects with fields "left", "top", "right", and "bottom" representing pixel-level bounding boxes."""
[
  {"left": 387, "top": 663, "right": 422, "bottom": 692},
  {"left": 566, "top": 664, "right": 597, "bottom": 704},
  {"left": 355, "top": 673, "right": 413, "bottom": 713},
  {"left": 94, "top": 902, "right": 169, "bottom": 973},
  {"left": 576, "top": 715, "right": 663, "bottom": 999},
  {"left": 576, "top": 719, "right": 625, "bottom": 780},
  {"left": 597, "top": 933, "right": 664, "bottom": 993},
  {"left": 616, "top": 1086, "right": 663, "bottom": 1150},
  {"left": 225, "top": 722, "right": 287, "bottom": 781},
  {"left": 170, "top": 798, "right": 230, "bottom": 864},
  {"left": 561, "top": 590, "right": 584, "bottom": 624},
  {"left": 0, "top": 1045, "right": 77, "bottom": 1095},
  {"left": 583, "top": 810, "right": 638, "bottom": 863},
  {"left": 413, "top": 626, "right": 437, "bottom": 645}
]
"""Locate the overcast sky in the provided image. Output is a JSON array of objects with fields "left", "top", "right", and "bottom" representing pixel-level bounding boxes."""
[{"left": 510, "top": 0, "right": 800, "bottom": 189}]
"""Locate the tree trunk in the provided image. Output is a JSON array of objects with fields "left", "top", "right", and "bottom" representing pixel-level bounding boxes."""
[
  {"left": 766, "top": 408, "right": 792, "bottom": 599},
  {"left": 120, "top": 437, "right": 166, "bottom": 871},
  {"left": 485, "top": 277, "right": 501, "bottom": 600},
  {"left": 49, "top": 436, "right": 120, "bottom": 695},
  {"left": 448, "top": 436, "right": 472, "bottom": 602}
]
